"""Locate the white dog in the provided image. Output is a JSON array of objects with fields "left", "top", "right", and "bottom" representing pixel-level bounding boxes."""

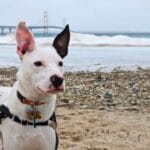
[{"left": 0, "top": 22, "right": 70, "bottom": 150}]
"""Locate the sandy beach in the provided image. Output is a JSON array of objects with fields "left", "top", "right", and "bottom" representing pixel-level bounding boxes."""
[{"left": 0, "top": 67, "right": 150, "bottom": 150}]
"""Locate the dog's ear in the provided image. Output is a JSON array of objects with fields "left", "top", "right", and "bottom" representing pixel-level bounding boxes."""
[
  {"left": 53, "top": 25, "right": 70, "bottom": 58},
  {"left": 16, "top": 21, "right": 36, "bottom": 56}
]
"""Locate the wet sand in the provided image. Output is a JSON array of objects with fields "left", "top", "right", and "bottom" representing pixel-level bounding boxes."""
[{"left": 0, "top": 67, "right": 150, "bottom": 150}]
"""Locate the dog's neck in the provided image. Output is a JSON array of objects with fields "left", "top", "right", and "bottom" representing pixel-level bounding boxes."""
[{"left": 6, "top": 81, "right": 56, "bottom": 122}]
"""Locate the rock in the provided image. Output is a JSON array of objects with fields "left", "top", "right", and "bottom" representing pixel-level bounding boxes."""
[
  {"left": 103, "top": 92, "right": 113, "bottom": 102},
  {"left": 132, "top": 87, "right": 140, "bottom": 94},
  {"left": 80, "top": 105, "right": 88, "bottom": 109}
]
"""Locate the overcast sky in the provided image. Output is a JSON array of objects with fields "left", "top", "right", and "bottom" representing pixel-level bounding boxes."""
[{"left": 0, "top": 0, "right": 150, "bottom": 32}]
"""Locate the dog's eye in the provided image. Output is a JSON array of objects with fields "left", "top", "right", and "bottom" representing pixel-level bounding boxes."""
[
  {"left": 34, "top": 61, "right": 42, "bottom": 67},
  {"left": 58, "top": 61, "right": 63, "bottom": 67}
]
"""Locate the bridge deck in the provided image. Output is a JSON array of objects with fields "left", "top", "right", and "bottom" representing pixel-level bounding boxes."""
[
  {"left": 0, "top": 25, "right": 64, "bottom": 35},
  {"left": 0, "top": 26, "right": 63, "bottom": 29}
]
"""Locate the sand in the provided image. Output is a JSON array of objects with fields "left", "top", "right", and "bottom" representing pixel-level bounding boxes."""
[
  {"left": 57, "top": 108, "right": 150, "bottom": 150},
  {"left": 0, "top": 67, "right": 150, "bottom": 150}
]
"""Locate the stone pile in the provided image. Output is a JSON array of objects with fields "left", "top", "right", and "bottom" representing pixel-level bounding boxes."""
[{"left": 0, "top": 67, "right": 149, "bottom": 111}]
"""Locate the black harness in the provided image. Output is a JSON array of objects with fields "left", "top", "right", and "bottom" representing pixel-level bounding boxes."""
[{"left": 0, "top": 104, "right": 56, "bottom": 127}]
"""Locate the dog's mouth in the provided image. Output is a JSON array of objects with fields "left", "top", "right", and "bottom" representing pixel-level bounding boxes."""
[
  {"left": 47, "top": 88, "right": 64, "bottom": 94},
  {"left": 37, "top": 86, "right": 64, "bottom": 94}
]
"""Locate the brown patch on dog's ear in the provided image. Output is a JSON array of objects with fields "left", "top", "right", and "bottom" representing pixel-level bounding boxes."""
[
  {"left": 53, "top": 25, "right": 70, "bottom": 58},
  {"left": 16, "top": 21, "right": 36, "bottom": 57}
]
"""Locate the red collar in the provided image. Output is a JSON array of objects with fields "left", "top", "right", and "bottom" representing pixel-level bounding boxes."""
[
  {"left": 21, "top": 99, "right": 46, "bottom": 106},
  {"left": 17, "top": 91, "right": 47, "bottom": 106}
]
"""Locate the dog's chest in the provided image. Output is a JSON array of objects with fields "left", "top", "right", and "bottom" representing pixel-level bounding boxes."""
[
  {"left": 13, "top": 134, "right": 48, "bottom": 150},
  {"left": 1, "top": 119, "right": 55, "bottom": 150}
]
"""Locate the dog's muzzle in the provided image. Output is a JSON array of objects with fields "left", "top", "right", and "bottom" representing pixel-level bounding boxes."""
[{"left": 50, "top": 75, "right": 64, "bottom": 88}]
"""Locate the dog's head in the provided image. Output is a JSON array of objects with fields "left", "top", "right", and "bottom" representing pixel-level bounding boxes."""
[{"left": 16, "top": 22, "right": 70, "bottom": 95}]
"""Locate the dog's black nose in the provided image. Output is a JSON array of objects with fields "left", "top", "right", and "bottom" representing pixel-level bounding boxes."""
[{"left": 50, "top": 75, "right": 64, "bottom": 88}]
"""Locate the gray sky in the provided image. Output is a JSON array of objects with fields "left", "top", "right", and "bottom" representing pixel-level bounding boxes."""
[{"left": 0, "top": 0, "right": 150, "bottom": 32}]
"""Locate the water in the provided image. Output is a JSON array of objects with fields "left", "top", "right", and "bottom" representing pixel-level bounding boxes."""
[
  {"left": 1, "top": 32, "right": 150, "bottom": 46},
  {"left": 93, "top": 32, "right": 150, "bottom": 38},
  {"left": 0, "top": 45, "right": 149, "bottom": 71},
  {"left": 67, "top": 47, "right": 150, "bottom": 71},
  {"left": 0, "top": 32, "right": 150, "bottom": 71}
]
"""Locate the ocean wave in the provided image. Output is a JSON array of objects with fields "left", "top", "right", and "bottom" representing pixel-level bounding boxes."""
[
  {"left": 1, "top": 32, "right": 150, "bottom": 47},
  {"left": 70, "top": 32, "right": 150, "bottom": 47}
]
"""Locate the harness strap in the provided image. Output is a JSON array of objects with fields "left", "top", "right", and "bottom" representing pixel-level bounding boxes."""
[{"left": 0, "top": 105, "right": 56, "bottom": 129}]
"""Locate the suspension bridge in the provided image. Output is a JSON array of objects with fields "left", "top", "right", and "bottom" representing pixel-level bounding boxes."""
[
  {"left": 0, "top": 11, "right": 68, "bottom": 35},
  {"left": 0, "top": 25, "right": 65, "bottom": 35}
]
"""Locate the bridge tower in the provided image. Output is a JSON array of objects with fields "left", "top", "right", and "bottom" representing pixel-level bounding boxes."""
[
  {"left": 44, "top": 11, "right": 48, "bottom": 35},
  {"left": 63, "top": 18, "right": 67, "bottom": 27}
]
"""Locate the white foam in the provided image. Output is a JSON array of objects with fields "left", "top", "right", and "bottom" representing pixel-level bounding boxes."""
[
  {"left": 1, "top": 32, "right": 150, "bottom": 47},
  {"left": 70, "top": 32, "right": 150, "bottom": 46}
]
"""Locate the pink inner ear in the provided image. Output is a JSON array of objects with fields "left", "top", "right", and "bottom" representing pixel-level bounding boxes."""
[{"left": 16, "top": 22, "right": 35, "bottom": 55}]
